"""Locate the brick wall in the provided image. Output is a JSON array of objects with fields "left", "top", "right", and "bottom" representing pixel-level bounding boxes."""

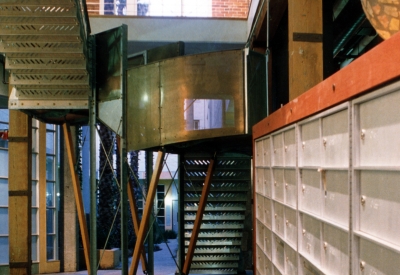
[{"left": 212, "top": 0, "right": 249, "bottom": 18}]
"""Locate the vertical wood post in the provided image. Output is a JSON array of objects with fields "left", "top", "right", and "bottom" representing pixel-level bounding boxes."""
[
  {"left": 288, "top": 0, "right": 323, "bottom": 100},
  {"left": 182, "top": 158, "right": 216, "bottom": 275},
  {"left": 8, "top": 110, "right": 32, "bottom": 275},
  {"left": 63, "top": 123, "right": 91, "bottom": 274},
  {"left": 129, "top": 150, "right": 165, "bottom": 275}
]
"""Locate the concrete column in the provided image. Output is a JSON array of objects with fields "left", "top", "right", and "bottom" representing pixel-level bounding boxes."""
[{"left": 60, "top": 126, "right": 79, "bottom": 272}]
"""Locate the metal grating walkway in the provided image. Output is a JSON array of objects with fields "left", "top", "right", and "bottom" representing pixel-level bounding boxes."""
[{"left": 0, "top": 0, "right": 91, "bottom": 110}]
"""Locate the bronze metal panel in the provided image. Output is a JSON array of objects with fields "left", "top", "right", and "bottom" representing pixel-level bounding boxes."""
[
  {"left": 127, "top": 49, "right": 245, "bottom": 151},
  {"left": 160, "top": 50, "right": 245, "bottom": 146},
  {"left": 127, "top": 62, "right": 161, "bottom": 149}
]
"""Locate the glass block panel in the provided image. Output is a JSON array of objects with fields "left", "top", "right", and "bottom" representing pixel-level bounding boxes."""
[
  {"left": 0, "top": 237, "right": 9, "bottom": 264},
  {"left": 0, "top": 178, "right": 8, "bottom": 206},
  {"left": 46, "top": 131, "right": 55, "bottom": 154},
  {"left": 46, "top": 182, "right": 54, "bottom": 207},
  {"left": 32, "top": 208, "right": 38, "bottom": 235},
  {"left": 46, "top": 156, "right": 55, "bottom": 180},
  {"left": 0, "top": 208, "right": 8, "bottom": 234},
  {"left": 0, "top": 150, "right": 8, "bottom": 177}
]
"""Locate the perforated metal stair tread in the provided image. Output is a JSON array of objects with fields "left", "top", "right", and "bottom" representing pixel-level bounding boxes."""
[
  {"left": 183, "top": 155, "right": 251, "bottom": 274},
  {"left": 0, "top": 0, "right": 91, "bottom": 111}
]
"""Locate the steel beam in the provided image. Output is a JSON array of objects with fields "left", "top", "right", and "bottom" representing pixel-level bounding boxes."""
[
  {"left": 182, "top": 157, "right": 216, "bottom": 275},
  {"left": 63, "top": 123, "right": 91, "bottom": 274},
  {"left": 129, "top": 150, "right": 165, "bottom": 275}
]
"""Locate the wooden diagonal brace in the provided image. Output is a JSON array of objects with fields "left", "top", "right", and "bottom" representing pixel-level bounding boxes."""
[
  {"left": 117, "top": 136, "right": 148, "bottom": 272},
  {"left": 182, "top": 157, "right": 216, "bottom": 275},
  {"left": 129, "top": 150, "right": 165, "bottom": 275},
  {"left": 63, "top": 123, "right": 91, "bottom": 274}
]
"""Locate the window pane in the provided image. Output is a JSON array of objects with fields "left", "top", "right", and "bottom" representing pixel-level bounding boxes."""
[
  {"left": 46, "top": 182, "right": 54, "bottom": 207},
  {"left": 46, "top": 156, "right": 54, "bottom": 180},
  {"left": 0, "top": 110, "right": 9, "bottom": 122},
  {"left": 0, "top": 178, "right": 7, "bottom": 206},
  {"left": 0, "top": 237, "right": 9, "bottom": 264},
  {"left": 0, "top": 150, "right": 8, "bottom": 177},
  {"left": 47, "top": 235, "right": 55, "bottom": 260},
  {"left": 32, "top": 181, "right": 37, "bottom": 207},
  {"left": 46, "top": 124, "right": 55, "bottom": 131},
  {"left": 46, "top": 131, "right": 54, "bottom": 154},
  {"left": 32, "top": 208, "right": 38, "bottom": 234},
  {"left": 32, "top": 236, "right": 38, "bottom": 262},
  {"left": 0, "top": 208, "right": 8, "bottom": 234},
  {"left": 46, "top": 209, "right": 55, "bottom": 234}
]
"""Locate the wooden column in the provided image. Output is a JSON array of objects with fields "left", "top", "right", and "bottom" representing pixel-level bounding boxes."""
[
  {"left": 288, "top": 0, "right": 323, "bottom": 100},
  {"left": 63, "top": 123, "right": 91, "bottom": 274},
  {"left": 129, "top": 150, "right": 165, "bottom": 275},
  {"left": 8, "top": 110, "right": 32, "bottom": 275},
  {"left": 182, "top": 158, "right": 215, "bottom": 275}
]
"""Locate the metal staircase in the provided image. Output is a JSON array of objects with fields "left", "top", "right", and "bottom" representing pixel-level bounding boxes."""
[
  {"left": 183, "top": 155, "right": 253, "bottom": 274},
  {"left": 0, "top": 0, "right": 91, "bottom": 111}
]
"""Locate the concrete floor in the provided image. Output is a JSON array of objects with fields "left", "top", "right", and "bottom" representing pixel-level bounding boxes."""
[
  {"left": 41, "top": 239, "right": 178, "bottom": 275},
  {"left": 39, "top": 238, "right": 253, "bottom": 275}
]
